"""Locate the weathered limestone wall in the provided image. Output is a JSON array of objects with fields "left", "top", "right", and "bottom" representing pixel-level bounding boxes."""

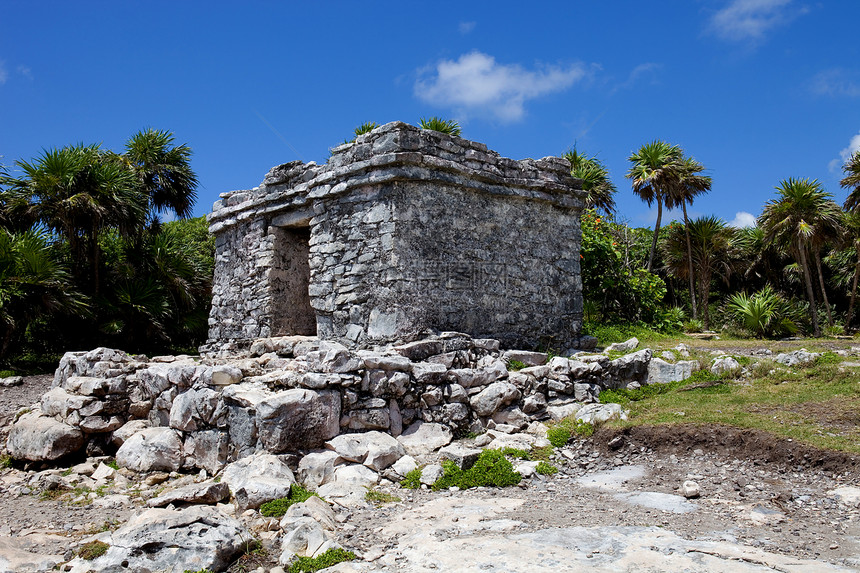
[{"left": 204, "top": 122, "right": 584, "bottom": 354}]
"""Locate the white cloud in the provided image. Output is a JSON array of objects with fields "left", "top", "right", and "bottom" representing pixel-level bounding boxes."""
[
  {"left": 458, "top": 21, "right": 475, "bottom": 34},
  {"left": 17, "top": 65, "right": 32, "bottom": 80},
  {"left": 707, "top": 0, "right": 803, "bottom": 43},
  {"left": 729, "top": 211, "right": 757, "bottom": 228},
  {"left": 612, "top": 62, "right": 662, "bottom": 93},
  {"left": 811, "top": 68, "right": 860, "bottom": 98},
  {"left": 415, "top": 51, "right": 589, "bottom": 122},
  {"left": 830, "top": 131, "right": 860, "bottom": 172},
  {"left": 0, "top": 60, "right": 7, "bottom": 85}
]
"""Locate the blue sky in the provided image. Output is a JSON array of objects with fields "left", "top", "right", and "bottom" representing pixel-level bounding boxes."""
[{"left": 2, "top": 1, "right": 859, "bottom": 228}]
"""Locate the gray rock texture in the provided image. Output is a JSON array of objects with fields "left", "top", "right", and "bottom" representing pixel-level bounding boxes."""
[
  {"left": 65, "top": 506, "right": 250, "bottom": 573},
  {"left": 5, "top": 412, "right": 84, "bottom": 461}
]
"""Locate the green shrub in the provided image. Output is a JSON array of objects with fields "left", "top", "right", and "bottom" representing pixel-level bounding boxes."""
[
  {"left": 683, "top": 319, "right": 704, "bottom": 333},
  {"left": 727, "top": 286, "right": 801, "bottom": 338},
  {"left": 77, "top": 540, "right": 109, "bottom": 560},
  {"left": 432, "top": 449, "right": 521, "bottom": 490},
  {"left": 288, "top": 548, "right": 357, "bottom": 572},
  {"left": 400, "top": 467, "right": 422, "bottom": 489},
  {"left": 259, "top": 485, "right": 321, "bottom": 517},
  {"left": 0, "top": 370, "right": 15, "bottom": 378},
  {"left": 535, "top": 461, "right": 558, "bottom": 475}
]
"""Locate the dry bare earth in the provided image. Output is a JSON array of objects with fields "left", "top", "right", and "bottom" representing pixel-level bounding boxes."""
[{"left": 2, "top": 347, "right": 860, "bottom": 572}]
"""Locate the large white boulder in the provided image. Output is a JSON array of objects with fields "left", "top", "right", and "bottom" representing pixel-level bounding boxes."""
[
  {"left": 5, "top": 411, "right": 85, "bottom": 461},
  {"left": 116, "top": 427, "right": 183, "bottom": 472},
  {"left": 325, "top": 431, "right": 405, "bottom": 471},
  {"left": 396, "top": 421, "right": 452, "bottom": 456},
  {"left": 65, "top": 506, "right": 250, "bottom": 573},
  {"left": 221, "top": 452, "right": 296, "bottom": 511}
]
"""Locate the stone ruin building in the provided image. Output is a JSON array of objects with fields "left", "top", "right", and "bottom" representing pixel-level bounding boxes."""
[{"left": 203, "top": 121, "right": 586, "bottom": 356}]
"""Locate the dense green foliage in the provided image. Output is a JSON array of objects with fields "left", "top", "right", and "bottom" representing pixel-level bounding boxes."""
[
  {"left": 259, "top": 485, "right": 321, "bottom": 517},
  {"left": 0, "top": 130, "right": 212, "bottom": 363}
]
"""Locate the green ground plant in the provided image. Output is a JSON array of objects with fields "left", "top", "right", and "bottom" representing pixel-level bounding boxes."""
[
  {"left": 535, "top": 461, "right": 559, "bottom": 475},
  {"left": 506, "top": 360, "right": 527, "bottom": 371},
  {"left": 546, "top": 417, "right": 594, "bottom": 447},
  {"left": 0, "top": 454, "right": 12, "bottom": 468},
  {"left": 288, "top": 548, "right": 357, "bottom": 572},
  {"left": 259, "top": 485, "right": 321, "bottom": 517},
  {"left": 365, "top": 488, "right": 401, "bottom": 506},
  {"left": 77, "top": 540, "right": 109, "bottom": 560},
  {"left": 400, "top": 467, "right": 422, "bottom": 489}
]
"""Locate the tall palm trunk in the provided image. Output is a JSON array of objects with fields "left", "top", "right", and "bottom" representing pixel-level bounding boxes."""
[
  {"left": 798, "top": 247, "right": 821, "bottom": 337},
  {"left": 847, "top": 247, "right": 860, "bottom": 330},
  {"left": 647, "top": 197, "right": 663, "bottom": 272},
  {"left": 813, "top": 249, "right": 833, "bottom": 327},
  {"left": 698, "top": 269, "right": 712, "bottom": 330},
  {"left": 682, "top": 202, "right": 697, "bottom": 319}
]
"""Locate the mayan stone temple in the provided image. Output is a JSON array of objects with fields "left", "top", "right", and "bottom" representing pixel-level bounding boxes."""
[{"left": 203, "top": 121, "right": 586, "bottom": 355}]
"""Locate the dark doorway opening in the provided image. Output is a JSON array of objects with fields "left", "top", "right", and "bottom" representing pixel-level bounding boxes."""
[{"left": 270, "top": 226, "right": 315, "bottom": 336}]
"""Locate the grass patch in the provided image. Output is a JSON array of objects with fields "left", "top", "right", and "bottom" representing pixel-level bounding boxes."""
[
  {"left": 528, "top": 445, "right": 554, "bottom": 462},
  {"left": 535, "top": 461, "right": 558, "bottom": 475},
  {"left": 400, "top": 467, "right": 422, "bottom": 489},
  {"left": 547, "top": 418, "right": 594, "bottom": 447},
  {"left": 77, "top": 540, "right": 109, "bottom": 560},
  {"left": 0, "top": 454, "right": 12, "bottom": 469},
  {"left": 259, "top": 485, "right": 322, "bottom": 518},
  {"left": 0, "top": 369, "right": 15, "bottom": 378},
  {"left": 599, "top": 371, "right": 721, "bottom": 406},
  {"left": 584, "top": 322, "right": 679, "bottom": 347},
  {"left": 500, "top": 447, "right": 530, "bottom": 460},
  {"left": 507, "top": 360, "right": 527, "bottom": 371},
  {"left": 432, "top": 449, "right": 521, "bottom": 491},
  {"left": 365, "top": 488, "right": 401, "bottom": 506},
  {"left": 105, "top": 458, "right": 119, "bottom": 470},
  {"left": 39, "top": 488, "right": 65, "bottom": 501},
  {"left": 287, "top": 548, "right": 357, "bottom": 572},
  {"left": 607, "top": 346, "right": 860, "bottom": 453}
]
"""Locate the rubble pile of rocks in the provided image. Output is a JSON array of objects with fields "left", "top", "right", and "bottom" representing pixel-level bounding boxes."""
[{"left": 5, "top": 334, "right": 697, "bottom": 472}]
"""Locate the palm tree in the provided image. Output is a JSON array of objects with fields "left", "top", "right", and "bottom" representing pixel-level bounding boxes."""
[
  {"left": 5, "top": 145, "right": 145, "bottom": 294},
  {"left": 842, "top": 150, "right": 860, "bottom": 212},
  {"left": 758, "top": 178, "right": 842, "bottom": 337},
  {"left": 124, "top": 129, "right": 198, "bottom": 228},
  {"left": 840, "top": 211, "right": 860, "bottom": 330},
  {"left": 665, "top": 156, "right": 712, "bottom": 319},
  {"left": 563, "top": 148, "right": 617, "bottom": 215},
  {"left": 627, "top": 141, "right": 684, "bottom": 271},
  {"left": 661, "top": 216, "right": 733, "bottom": 330}
]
